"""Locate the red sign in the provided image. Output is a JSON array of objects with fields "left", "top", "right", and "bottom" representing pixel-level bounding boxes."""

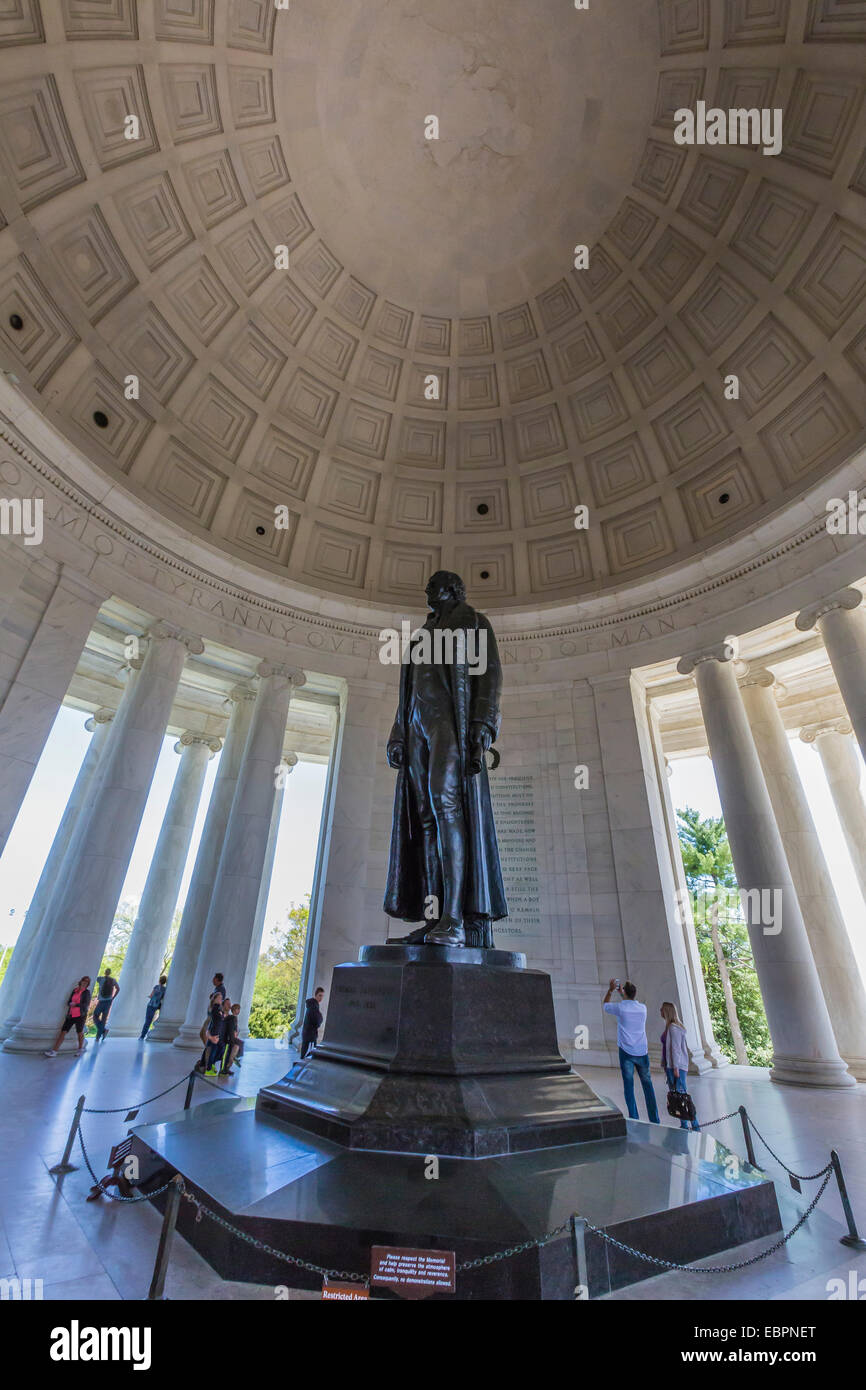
[
  {"left": 370, "top": 1245, "right": 456, "bottom": 1299},
  {"left": 322, "top": 1280, "right": 369, "bottom": 1301}
]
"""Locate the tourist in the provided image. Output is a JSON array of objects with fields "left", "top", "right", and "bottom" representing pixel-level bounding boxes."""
[
  {"left": 43, "top": 976, "right": 92, "bottom": 1057},
  {"left": 197, "top": 994, "right": 229, "bottom": 1074},
  {"left": 92, "top": 969, "right": 120, "bottom": 1041},
  {"left": 139, "top": 975, "right": 167, "bottom": 1040},
  {"left": 199, "top": 972, "right": 227, "bottom": 1044},
  {"left": 300, "top": 987, "right": 324, "bottom": 1058},
  {"left": 220, "top": 1002, "right": 240, "bottom": 1075},
  {"left": 229, "top": 1004, "right": 244, "bottom": 1070},
  {"left": 660, "top": 1002, "right": 700, "bottom": 1132},
  {"left": 602, "top": 978, "right": 660, "bottom": 1124}
]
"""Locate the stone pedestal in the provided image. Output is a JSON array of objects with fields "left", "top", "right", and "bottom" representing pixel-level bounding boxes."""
[{"left": 257, "top": 945, "right": 626, "bottom": 1157}]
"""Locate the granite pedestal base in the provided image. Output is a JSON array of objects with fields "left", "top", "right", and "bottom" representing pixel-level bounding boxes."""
[
  {"left": 257, "top": 945, "right": 626, "bottom": 1157},
  {"left": 129, "top": 1098, "right": 783, "bottom": 1299}
]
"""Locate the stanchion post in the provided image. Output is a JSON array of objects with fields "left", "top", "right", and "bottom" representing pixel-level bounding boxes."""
[
  {"left": 738, "top": 1106, "right": 757, "bottom": 1168},
  {"left": 183, "top": 1070, "right": 196, "bottom": 1110},
  {"left": 830, "top": 1150, "right": 866, "bottom": 1251},
  {"left": 49, "top": 1094, "right": 86, "bottom": 1174},
  {"left": 571, "top": 1213, "right": 589, "bottom": 1300},
  {"left": 147, "top": 1174, "right": 184, "bottom": 1300}
]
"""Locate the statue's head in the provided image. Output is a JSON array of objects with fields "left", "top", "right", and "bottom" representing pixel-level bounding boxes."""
[{"left": 426, "top": 570, "right": 466, "bottom": 607}]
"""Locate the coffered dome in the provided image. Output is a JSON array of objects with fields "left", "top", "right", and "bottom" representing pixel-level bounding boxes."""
[{"left": 0, "top": 0, "right": 864, "bottom": 610}]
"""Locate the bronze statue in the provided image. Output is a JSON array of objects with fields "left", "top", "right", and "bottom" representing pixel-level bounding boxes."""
[{"left": 384, "top": 571, "right": 508, "bottom": 948}]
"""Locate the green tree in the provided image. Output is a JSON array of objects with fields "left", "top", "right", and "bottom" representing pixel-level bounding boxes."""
[
  {"left": 248, "top": 897, "right": 309, "bottom": 1039},
  {"left": 100, "top": 898, "right": 138, "bottom": 976},
  {"left": 677, "top": 806, "right": 772, "bottom": 1068}
]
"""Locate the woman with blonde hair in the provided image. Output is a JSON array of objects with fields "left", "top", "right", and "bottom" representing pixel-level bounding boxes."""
[{"left": 660, "top": 1001, "right": 700, "bottom": 1131}]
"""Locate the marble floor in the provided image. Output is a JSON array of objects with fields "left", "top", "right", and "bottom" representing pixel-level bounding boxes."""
[{"left": 1, "top": 1038, "right": 863, "bottom": 1301}]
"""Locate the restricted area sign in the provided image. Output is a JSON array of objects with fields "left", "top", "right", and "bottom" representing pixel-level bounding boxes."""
[
  {"left": 321, "top": 1280, "right": 369, "bottom": 1301},
  {"left": 370, "top": 1245, "right": 456, "bottom": 1299}
]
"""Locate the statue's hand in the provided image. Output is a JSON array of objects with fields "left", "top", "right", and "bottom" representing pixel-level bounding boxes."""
[
  {"left": 387, "top": 740, "right": 405, "bottom": 769},
  {"left": 468, "top": 722, "right": 493, "bottom": 774}
]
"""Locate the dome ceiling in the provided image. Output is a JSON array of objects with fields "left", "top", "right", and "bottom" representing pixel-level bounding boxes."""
[{"left": 0, "top": 0, "right": 864, "bottom": 611}]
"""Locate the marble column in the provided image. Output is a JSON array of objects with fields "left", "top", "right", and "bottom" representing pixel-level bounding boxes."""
[
  {"left": 0, "top": 708, "right": 114, "bottom": 1039},
  {"left": 797, "top": 589, "right": 866, "bottom": 766},
  {"left": 740, "top": 668, "right": 866, "bottom": 1079},
  {"left": 237, "top": 756, "right": 296, "bottom": 1038},
  {"left": 108, "top": 733, "right": 220, "bottom": 1037},
  {"left": 155, "top": 687, "right": 257, "bottom": 1045},
  {"left": 0, "top": 663, "right": 144, "bottom": 1033},
  {"left": 4, "top": 623, "right": 203, "bottom": 1052},
  {"left": 800, "top": 720, "right": 866, "bottom": 896},
  {"left": 0, "top": 567, "right": 107, "bottom": 858},
  {"left": 175, "top": 664, "right": 304, "bottom": 1047},
  {"left": 678, "top": 640, "right": 852, "bottom": 1086},
  {"left": 304, "top": 677, "right": 391, "bottom": 1002}
]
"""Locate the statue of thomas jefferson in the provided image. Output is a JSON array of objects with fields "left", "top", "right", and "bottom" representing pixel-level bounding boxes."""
[{"left": 384, "top": 570, "right": 508, "bottom": 949}]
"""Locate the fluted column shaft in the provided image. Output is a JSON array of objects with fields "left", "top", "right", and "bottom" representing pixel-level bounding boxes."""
[
  {"left": 678, "top": 641, "right": 852, "bottom": 1087},
  {"left": 4, "top": 625, "right": 203, "bottom": 1052},
  {"left": 0, "top": 568, "right": 107, "bottom": 858},
  {"left": 0, "top": 709, "right": 114, "bottom": 1038},
  {"left": 237, "top": 760, "right": 294, "bottom": 1039},
  {"left": 802, "top": 722, "right": 866, "bottom": 896},
  {"left": 175, "top": 664, "right": 304, "bottom": 1047},
  {"left": 154, "top": 688, "right": 256, "bottom": 1044},
  {"left": 305, "top": 678, "right": 389, "bottom": 1000},
  {"left": 740, "top": 671, "right": 866, "bottom": 1079},
  {"left": 797, "top": 589, "right": 866, "bottom": 766},
  {"left": 108, "top": 734, "right": 218, "bottom": 1037}
]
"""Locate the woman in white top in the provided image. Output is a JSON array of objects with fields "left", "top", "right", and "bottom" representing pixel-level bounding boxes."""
[{"left": 660, "top": 1002, "right": 700, "bottom": 1131}]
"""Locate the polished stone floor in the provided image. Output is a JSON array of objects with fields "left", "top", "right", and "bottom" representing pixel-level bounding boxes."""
[{"left": 1, "top": 1037, "right": 863, "bottom": 1301}]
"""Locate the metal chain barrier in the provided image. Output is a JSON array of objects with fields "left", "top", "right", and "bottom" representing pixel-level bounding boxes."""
[
  {"left": 82, "top": 1074, "right": 193, "bottom": 1115},
  {"left": 457, "top": 1218, "right": 573, "bottom": 1271},
  {"left": 582, "top": 1169, "right": 834, "bottom": 1275},
  {"left": 76, "top": 1123, "right": 177, "bottom": 1204},
  {"left": 746, "top": 1114, "right": 835, "bottom": 1183},
  {"left": 55, "top": 1074, "right": 858, "bottom": 1288},
  {"left": 177, "top": 1182, "right": 370, "bottom": 1285},
  {"left": 193, "top": 1070, "right": 243, "bottom": 1098}
]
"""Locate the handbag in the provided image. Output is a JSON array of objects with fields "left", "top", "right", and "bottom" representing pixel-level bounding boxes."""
[{"left": 666, "top": 1083, "right": 697, "bottom": 1123}]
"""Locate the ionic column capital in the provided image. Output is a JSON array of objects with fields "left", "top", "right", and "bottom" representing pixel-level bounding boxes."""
[
  {"left": 279, "top": 752, "right": 299, "bottom": 773},
  {"left": 737, "top": 664, "right": 785, "bottom": 698},
  {"left": 147, "top": 621, "right": 205, "bottom": 657},
  {"left": 677, "top": 636, "right": 739, "bottom": 677},
  {"left": 174, "top": 732, "right": 222, "bottom": 757},
  {"left": 227, "top": 683, "right": 257, "bottom": 705},
  {"left": 256, "top": 661, "right": 306, "bottom": 688},
  {"left": 799, "top": 718, "right": 853, "bottom": 745},
  {"left": 795, "top": 588, "right": 863, "bottom": 633},
  {"left": 84, "top": 707, "right": 116, "bottom": 733}
]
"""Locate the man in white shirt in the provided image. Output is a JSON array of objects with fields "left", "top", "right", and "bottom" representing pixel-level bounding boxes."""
[{"left": 603, "top": 979, "right": 660, "bottom": 1123}]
